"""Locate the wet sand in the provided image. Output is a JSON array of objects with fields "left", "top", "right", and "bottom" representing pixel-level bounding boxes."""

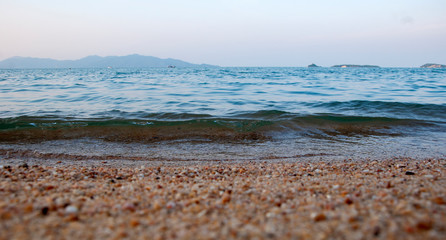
[{"left": 1, "top": 158, "right": 445, "bottom": 239}]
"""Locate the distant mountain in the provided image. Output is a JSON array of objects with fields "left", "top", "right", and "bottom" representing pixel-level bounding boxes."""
[
  {"left": 0, "top": 54, "right": 217, "bottom": 69},
  {"left": 332, "top": 64, "right": 380, "bottom": 68},
  {"left": 420, "top": 63, "right": 446, "bottom": 68}
]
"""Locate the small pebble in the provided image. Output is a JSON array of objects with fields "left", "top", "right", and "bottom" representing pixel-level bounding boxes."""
[
  {"left": 65, "top": 206, "right": 78, "bottom": 214},
  {"left": 123, "top": 203, "right": 136, "bottom": 211},
  {"left": 130, "top": 219, "right": 140, "bottom": 227},
  {"left": 405, "top": 171, "right": 415, "bottom": 175},
  {"left": 41, "top": 207, "right": 49, "bottom": 216},
  {"left": 344, "top": 197, "right": 354, "bottom": 205},
  {"left": 311, "top": 213, "right": 327, "bottom": 222},
  {"left": 166, "top": 201, "right": 176, "bottom": 209},
  {"left": 221, "top": 192, "right": 231, "bottom": 204},
  {"left": 433, "top": 197, "right": 446, "bottom": 205}
]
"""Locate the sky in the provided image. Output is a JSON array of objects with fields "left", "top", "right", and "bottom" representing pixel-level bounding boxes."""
[{"left": 1, "top": 0, "right": 445, "bottom": 67}]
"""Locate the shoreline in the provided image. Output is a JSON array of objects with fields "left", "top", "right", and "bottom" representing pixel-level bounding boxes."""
[
  {"left": 1, "top": 134, "right": 445, "bottom": 167},
  {"left": 1, "top": 157, "right": 445, "bottom": 239}
]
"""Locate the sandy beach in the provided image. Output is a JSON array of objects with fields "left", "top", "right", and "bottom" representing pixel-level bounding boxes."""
[
  {"left": 2, "top": 0, "right": 446, "bottom": 239},
  {"left": 1, "top": 157, "right": 445, "bottom": 239}
]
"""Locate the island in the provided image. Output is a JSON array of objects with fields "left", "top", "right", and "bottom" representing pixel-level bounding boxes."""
[
  {"left": 0, "top": 54, "right": 217, "bottom": 69},
  {"left": 307, "top": 63, "right": 321, "bottom": 67},
  {"left": 332, "top": 64, "right": 380, "bottom": 68},
  {"left": 420, "top": 63, "right": 446, "bottom": 68}
]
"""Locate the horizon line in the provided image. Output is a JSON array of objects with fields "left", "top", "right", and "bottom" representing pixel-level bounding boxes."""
[{"left": 0, "top": 54, "right": 444, "bottom": 68}]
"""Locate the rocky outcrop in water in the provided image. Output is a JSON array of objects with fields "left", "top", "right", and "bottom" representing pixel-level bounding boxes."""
[{"left": 420, "top": 63, "right": 446, "bottom": 68}]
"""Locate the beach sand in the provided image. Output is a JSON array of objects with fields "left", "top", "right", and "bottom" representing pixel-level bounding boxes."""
[{"left": 1, "top": 158, "right": 445, "bottom": 239}]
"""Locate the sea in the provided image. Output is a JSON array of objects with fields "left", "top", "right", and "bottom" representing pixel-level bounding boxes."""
[{"left": 1, "top": 67, "right": 445, "bottom": 163}]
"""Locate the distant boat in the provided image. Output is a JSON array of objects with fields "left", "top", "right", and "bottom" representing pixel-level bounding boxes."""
[
  {"left": 332, "top": 64, "right": 380, "bottom": 68},
  {"left": 168, "top": 65, "right": 176, "bottom": 68}
]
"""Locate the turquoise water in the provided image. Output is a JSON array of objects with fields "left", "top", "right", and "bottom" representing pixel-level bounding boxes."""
[{"left": 0, "top": 67, "right": 445, "bottom": 160}]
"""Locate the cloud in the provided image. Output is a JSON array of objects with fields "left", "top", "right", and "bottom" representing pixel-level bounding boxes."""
[{"left": 401, "top": 16, "right": 414, "bottom": 24}]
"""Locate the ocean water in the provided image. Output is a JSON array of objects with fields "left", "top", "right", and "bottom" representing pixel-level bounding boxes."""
[{"left": 1, "top": 67, "right": 445, "bottom": 161}]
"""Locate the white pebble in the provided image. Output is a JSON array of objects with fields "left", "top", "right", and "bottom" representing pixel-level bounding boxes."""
[{"left": 65, "top": 206, "right": 78, "bottom": 214}]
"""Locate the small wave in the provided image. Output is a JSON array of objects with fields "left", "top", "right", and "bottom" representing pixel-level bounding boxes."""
[
  {"left": 230, "top": 110, "right": 293, "bottom": 120},
  {"left": 90, "top": 111, "right": 214, "bottom": 120},
  {"left": 308, "top": 100, "right": 446, "bottom": 121},
  {"left": 1, "top": 112, "right": 444, "bottom": 143}
]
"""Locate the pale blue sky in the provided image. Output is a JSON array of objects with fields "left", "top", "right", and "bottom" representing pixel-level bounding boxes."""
[{"left": 1, "top": 0, "right": 445, "bottom": 67}]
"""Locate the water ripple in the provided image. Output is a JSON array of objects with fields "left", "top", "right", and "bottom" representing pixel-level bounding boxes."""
[{"left": 0, "top": 67, "right": 445, "bottom": 121}]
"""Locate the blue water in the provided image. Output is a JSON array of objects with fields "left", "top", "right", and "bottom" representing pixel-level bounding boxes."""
[
  {"left": 0, "top": 67, "right": 445, "bottom": 160},
  {"left": 1, "top": 67, "right": 445, "bottom": 119}
]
